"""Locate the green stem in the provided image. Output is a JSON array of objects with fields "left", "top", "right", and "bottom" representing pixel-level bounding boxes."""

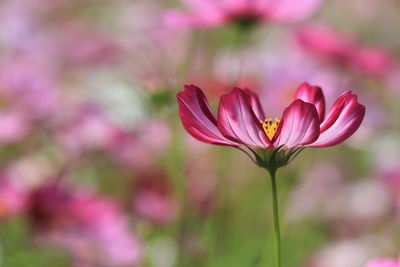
[{"left": 269, "top": 169, "right": 281, "bottom": 267}]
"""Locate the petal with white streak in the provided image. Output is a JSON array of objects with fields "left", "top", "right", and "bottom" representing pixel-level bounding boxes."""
[
  {"left": 295, "top": 82, "right": 326, "bottom": 122},
  {"left": 177, "top": 85, "right": 237, "bottom": 146},
  {"left": 310, "top": 91, "right": 365, "bottom": 147},
  {"left": 217, "top": 88, "right": 271, "bottom": 148},
  {"left": 273, "top": 100, "right": 320, "bottom": 148}
]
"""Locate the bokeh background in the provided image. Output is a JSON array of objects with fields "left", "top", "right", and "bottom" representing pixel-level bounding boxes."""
[{"left": 0, "top": 0, "right": 399, "bottom": 266}]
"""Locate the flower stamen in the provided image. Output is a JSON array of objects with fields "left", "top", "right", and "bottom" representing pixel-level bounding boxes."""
[{"left": 260, "top": 118, "right": 280, "bottom": 140}]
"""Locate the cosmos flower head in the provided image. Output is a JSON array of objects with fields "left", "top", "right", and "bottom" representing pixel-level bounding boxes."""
[
  {"left": 296, "top": 24, "right": 395, "bottom": 76},
  {"left": 164, "top": 0, "right": 323, "bottom": 30},
  {"left": 177, "top": 82, "right": 365, "bottom": 169},
  {"left": 132, "top": 169, "right": 178, "bottom": 224},
  {"left": 0, "top": 179, "right": 28, "bottom": 219},
  {"left": 28, "top": 180, "right": 142, "bottom": 266}
]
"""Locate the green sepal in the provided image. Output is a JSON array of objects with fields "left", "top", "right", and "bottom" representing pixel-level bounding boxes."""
[{"left": 254, "top": 146, "right": 306, "bottom": 172}]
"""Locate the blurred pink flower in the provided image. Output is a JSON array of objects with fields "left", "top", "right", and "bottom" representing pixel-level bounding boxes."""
[
  {"left": 365, "top": 258, "right": 400, "bottom": 267},
  {"left": 56, "top": 23, "right": 121, "bottom": 67},
  {"left": 0, "top": 56, "right": 60, "bottom": 118},
  {"left": 186, "top": 162, "right": 217, "bottom": 215},
  {"left": 132, "top": 170, "right": 178, "bottom": 224},
  {"left": 0, "top": 110, "right": 31, "bottom": 144},
  {"left": 0, "top": 1, "right": 35, "bottom": 45},
  {"left": 56, "top": 106, "right": 171, "bottom": 166},
  {"left": 177, "top": 82, "right": 365, "bottom": 149},
  {"left": 55, "top": 106, "right": 120, "bottom": 154},
  {"left": 187, "top": 75, "right": 261, "bottom": 98},
  {"left": 164, "top": 0, "right": 323, "bottom": 29},
  {"left": 28, "top": 181, "right": 142, "bottom": 266},
  {"left": 136, "top": 119, "right": 171, "bottom": 155},
  {"left": 6, "top": 0, "right": 70, "bottom": 15},
  {"left": 0, "top": 179, "right": 28, "bottom": 219},
  {"left": 296, "top": 24, "right": 354, "bottom": 63},
  {"left": 296, "top": 24, "right": 395, "bottom": 76},
  {"left": 109, "top": 119, "right": 171, "bottom": 169},
  {"left": 351, "top": 47, "right": 394, "bottom": 76},
  {"left": 382, "top": 169, "right": 400, "bottom": 213},
  {"left": 310, "top": 237, "right": 392, "bottom": 267}
]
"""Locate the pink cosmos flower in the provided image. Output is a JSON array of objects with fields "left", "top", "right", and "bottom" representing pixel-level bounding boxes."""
[
  {"left": 296, "top": 24, "right": 354, "bottom": 63},
  {"left": 0, "top": 110, "right": 32, "bottom": 144},
  {"left": 365, "top": 258, "right": 400, "bottom": 267},
  {"left": 351, "top": 47, "right": 394, "bottom": 77},
  {"left": 164, "top": 0, "right": 323, "bottom": 29},
  {"left": 132, "top": 169, "right": 178, "bottom": 224},
  {"left": 296, "top": 24, "right": 395, "bottom": 76},
  {"left": 28, "top": 181, "right": 142, "bottom": 266},
  {"left": 108, "top": 119, "right": 171, "bottom": 170},
  {"left": 55, "top": 23, "right": 121, "bottom": 67},
  {"left": 0, "top": 178, "right": 28, "bottom": 219},
  {"left": 177, "top": 82, "right": 365, "bottom": 166},
  {"left": 55, "top": 106, "right": 119, "bottom": 154},
  {"left": 0, "top": 56, "right": 60, "bottom": 119}
]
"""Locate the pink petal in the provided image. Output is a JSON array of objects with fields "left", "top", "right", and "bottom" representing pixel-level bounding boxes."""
[
  {"left": 295, "top": 24, "right": 354, "bottom": 61},
  {"left": 222, "top": 0, "right": 270, "bottom": 15},
  {"left": 182, "top": 0, "right": 220, "bottom": 11},
  {"left": 365, "top": 258, "right": 399, "bottom": 267},
  {"left": 221, "top": 0, "right": 248, "bottom": 12},
  {"left": 273, "top": 99, "right": 320, "bottom": 148},
  {"left": 177, "top": 85, "right": 237, "bottom": 146},
  {"left": 163, "top": 10, "right": 224, "bottom": 29},
  {"left": 350, "top": 47, "right": 394, "bottom": 76},
  {"left": 217, "top": 87, "right": 271, "bottom": 148},
  {"left": 266, "top": 0, "right": 323, "bottom": 22},
  {"left": 164, "top": 0, "right": 225, "bottom": 29},
  {"left": 163, "top": 11, "right": 198, "bottom": 29},
  {"left": 295, "top": 82, "right": 326, "bottom": 122},
  {"left": 244, "top": 89, "right": 265, "bottom": 121},
  {"left": 310, "top": 91, "right": 365, "bottom": 147}
]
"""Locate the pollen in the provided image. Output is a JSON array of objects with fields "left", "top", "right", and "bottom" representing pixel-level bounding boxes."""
[{"left": 260, "top": 118, "right": 280, "bottom": 140}]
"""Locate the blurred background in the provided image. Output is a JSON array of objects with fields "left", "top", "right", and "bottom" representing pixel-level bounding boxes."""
[{"left": 0, "top": 0, "right": 399, "bottom": 266}]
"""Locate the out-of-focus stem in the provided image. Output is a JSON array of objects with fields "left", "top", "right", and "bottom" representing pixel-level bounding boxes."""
[{"left": 269, "top": 169, "right": 281, "bottom": 267}]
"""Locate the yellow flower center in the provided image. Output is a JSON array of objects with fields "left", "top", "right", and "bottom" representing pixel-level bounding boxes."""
[{"left": 260, "top": 118, "right": 280, "bottom": 140}]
